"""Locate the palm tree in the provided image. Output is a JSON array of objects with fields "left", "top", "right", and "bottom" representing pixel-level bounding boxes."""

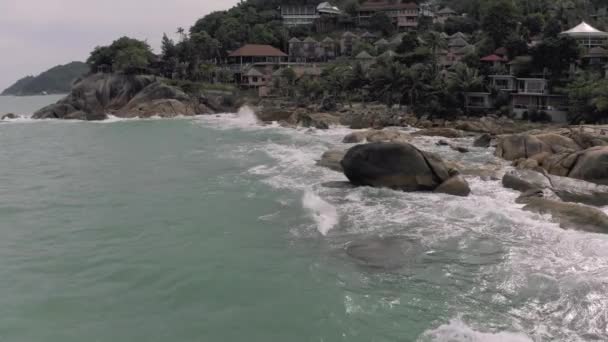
[
  {"left": 422, "top": 31, "right": 447, "bottom": 73},
  {"left": 369, "top": 61, "right": 409, "bottom": 109},
  {"left": 447, "top": 63, "right": 485, "bottom": 114}
]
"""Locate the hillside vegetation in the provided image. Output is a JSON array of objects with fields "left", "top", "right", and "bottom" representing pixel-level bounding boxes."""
[{"left": 2, "top": 62, "right": 89, "bottom": 96}]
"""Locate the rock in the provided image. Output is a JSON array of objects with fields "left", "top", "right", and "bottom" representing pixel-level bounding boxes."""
[
  {"left": 342, "top": 129, "right": 411, "bottom": 144},
  {"left": 256, "top": 107, "right": 292, "bottom": 122},
  {"left": 503, "top": 169, "right": 608, "bottom": 207},
  {"left": 317, "top": 149, "right": 346, "bottom": 172},
  {"left": 434, "top": 175, "right": 471, "bottom": 197},
  {"left": 436, "top": 140, "right": 449, "bottom": 146},
  {"left": 495, "top": 134, "right": 552, "bottom": 160},
  {"left": 568, "top": 130, "right": 608, "bottom": 149},
  {"left": 513, "top": 158, "right": 540, "bottom": 170},
  {"left": 291, "top": 112, "right": 339, "bottom": 129},
  {"left": 1, "top": 113, "right": 17, "bottom": 120},
  {"left": 346, "top": 236, "right": 414, "bottom": 269},
  {"left": 473, "top": 133, "right": 493, "bottom": 148},
  {"left": 413, "top": 127, "right": 464, "bottom": 138},
  {"left": 450, "top": 145, "right": 470, "bottom": 153},
  {"left": 340, "top": 142, "right": 469, "bottom": 195},
  {"left": 32, "top": 74, "right": 206, "bottom": 120},
  {"left": 517, "top": 190, "right": 608, "bottom": 233},
  {"left": 568, "top": 146, "right": 608, "bottom": 185},
  {"left": 320, "top": 96, "right": 337, "bottom": 112}
]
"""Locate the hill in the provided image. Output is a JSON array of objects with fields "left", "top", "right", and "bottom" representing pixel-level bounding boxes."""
[{"left": 1, "top": 62, "right": 89, "bottom": 96}]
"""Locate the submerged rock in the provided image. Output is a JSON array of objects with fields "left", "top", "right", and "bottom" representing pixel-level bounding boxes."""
[
  {"left": 517, "top": 189, "right": 608, "bottom": 233},
  {"left": 340, "top": 142, "right": 470, "bottom": 196},
  {"left": 343, "top": 129, "right": 411, "bottom": 144},
  {"left": 317, "top": 149, "right": 346, "bottom": 172},
  {"left": 346, "top": 236, "right": 414, "bottom": 269},
  {"left": 434, "top": 175, "right": 471, "bottom": 197}
]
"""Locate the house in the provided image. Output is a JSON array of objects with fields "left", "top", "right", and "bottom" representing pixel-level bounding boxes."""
[
  {"left": 464, "top": 93, "right": 493, "bottom": 112},
  {"left": 241, "top": 67, "right": 270, "bottom": 88},
  {"left": 229, "top": 44, "right": 288, "bottom": 66},
  {"left": 281, "top": 5, "right": 319, "bottom": 27},
  {"left": 582, "top": 47, "right": 608, "bottom": 67},
  {"left": 321, "top": 37, "right": 338, "bottom": 60},
  {"left": 560, "top": 21, "right": 608, "bottom": 50},
  {"left": 340, "top": 32, "right": 360, "bottom": 56},
  {"left": 511, "top": 78, "right": 568, "bottom": 123},
  {"left": 355, "top": 51, "right": 376, "bottom": 68},
  {"left": 435, "top": 7, "right": 457, "bottom": 24},
  {"left": 489, "top": 75, "right": 517, "bottom": 92},
  {"left": 281, "top": 2, "right": 342, "bottom": 28},
  {"left": 358, "top": 0, "right": 419, "bottom": 30},
  {"left": 361, "top": 31, "right": 378, "bottom": 43},
  {"left": 480, "top": 54, "right": 508, "bottom": 68}
]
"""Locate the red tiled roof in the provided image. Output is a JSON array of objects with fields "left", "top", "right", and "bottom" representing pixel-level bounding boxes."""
[
  {"left": 360, "top": 1, "right": 417, "bottom": 11},
  {"left": 229, "top": 44, "right": 288, "bottom": 57},
  {"left": 480, "top": 54, "right": 507, "bottom": 62},
  {"left": 494, "top": 47, "right": 508, "bottom": 56}
]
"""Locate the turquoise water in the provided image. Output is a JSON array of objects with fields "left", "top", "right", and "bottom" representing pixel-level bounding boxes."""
[{"left": 1, "top": 99, "right": 608, "bottom": 341}]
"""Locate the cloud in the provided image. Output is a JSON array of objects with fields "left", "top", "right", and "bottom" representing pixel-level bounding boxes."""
[{"left": 0, "top": 0, "right": 238, "bottom": 91}]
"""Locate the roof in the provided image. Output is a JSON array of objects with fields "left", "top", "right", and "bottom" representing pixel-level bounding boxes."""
[
  {"left": 322, "top": 37, "right": 335, "bottom": 43},
  {"left": 361, "top": 31, "right": 377, "bottom": 38},
  {"left": 244, "top": 67, "right": 266, "bottom": 77},
  {"left": 360, "top": 0, "right": 417, "bottom": 11},
  {"left": 437, "top": 7, "right": 456, "bottom": 15},
  {"left": 480, "top": 54, "right": 507, "bottom": 62},
  {"left": 561, "top": 21, "right": 608, "bottom": 38},
  {"left": 450, "top": 32, "right": 468, "bottom": 39},
  {"left": 379, "top": 50, "right": 397, "bottom": 58},
  {"left": 229, "top": 44, "right": 288, "bottom": 57},
  {"left": 355, "top": 51, "right": 375, "bottom": 59},
  {"left": 317, "top": 2, "right": 341, "bottom": 15},
  {"left": 342, "top": 31, "right": 358, "bottom": 38},
  {"left": 289, "top": 37, "right": 301, "bottom": 43},
  {"left": 303, "top": 37, "right": 318, "bottom": 43},
  {"left": 448, "top": 37, "right": 469, "bottom": 47},
  {"left": 374, "top": 38, "right": 389, "bottom": 45}
]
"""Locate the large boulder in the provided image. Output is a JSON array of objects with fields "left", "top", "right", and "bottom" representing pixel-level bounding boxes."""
[
  {"left": 290, "top": 112, "right": 340, "bottom": 129},
  {"left": 340, "top": 142, "right": 470, "bottom": 196},
  {"left": 317, "top": 149, "right": 346, "bottom": 172},
  {"left": 495, "top": 133, "right": 581, "bottom": 161},
  {"left": 568, "top": 146, "right": 608, "bottom": 185},
  {"left": 473, "top": 133, "right": 493, "bottom": 148},
  {"left": 434, "top": 175, "right": 471, "bottom": 197},
  {"left": 503, "top": 169, "right": 608, "bottom": 207},
  {"left": 517, "top": 190, "right": 608, "bottom": 233}
]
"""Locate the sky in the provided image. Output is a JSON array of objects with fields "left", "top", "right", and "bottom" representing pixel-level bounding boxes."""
[{"left": 0, "top": 0, "right": 240, "bottom": 91}]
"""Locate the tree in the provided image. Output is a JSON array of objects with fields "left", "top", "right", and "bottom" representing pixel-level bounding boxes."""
[
  {"left": 250, "top": 24, "right": 278, "bottom": 45},
  {"left": 369, "top": 12, "right": 395, "bottom": 36},
  {"left": 423, "top": 31, "right": 447, "bottom": 72},
  {"left": 86, "top": 37, "right": 153, "bottom": 73},
  {"left": 395, "top": 32, "right": 419, "bottom": 54},
  {"left": 531, "top": 36, "right": 580, "bottom": 80},
  {"left": 565, "top": 75, "right": 608, "bottom": 123},
  {"left": 481, "top": 0, "right": 520, "bottom": 48},
  {"left": 447, "top": 63, "right": 485, "bottom": 113}
]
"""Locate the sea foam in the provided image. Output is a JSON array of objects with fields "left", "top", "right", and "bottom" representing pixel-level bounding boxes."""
[
  {"left": 302, "top": 190, "right": 339, "bottom": 236},
  {"left": 420, "top": 319, "right": 533, "bottom": 342}
]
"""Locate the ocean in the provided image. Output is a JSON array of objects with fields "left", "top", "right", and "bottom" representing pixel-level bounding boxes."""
[{"left": 1, "top": 96, "right": 608, "bottom": 341}]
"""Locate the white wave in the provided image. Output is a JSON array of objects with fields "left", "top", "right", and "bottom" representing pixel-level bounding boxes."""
[
  {"left": 195, "top": 105, "right": 264, "bottom": 130},
  {"left": 302, "top": 190, "right": 339, "bottom": 236},
  {"left": 420, "top": 319, "right": 533, "bottom": 342}
]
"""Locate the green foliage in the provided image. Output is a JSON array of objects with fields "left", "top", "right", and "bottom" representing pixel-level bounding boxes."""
[
  {"left": 531, "top": 36, "right": 580, "bottom": 80},
  {"left": 481, "top": 0, "right": 520, "bottom": 48},
  {"left": 443, "top": 16, "right": 479, "bottom": 35},
  {"left": 87, "top": 37, "right": 154, "bottom": 73},
  {"left": 369, "top": 12, "right": 395, "bottom": 36},
  {"left": 565, "top": 75, "right": 608, "bottom": 123}
]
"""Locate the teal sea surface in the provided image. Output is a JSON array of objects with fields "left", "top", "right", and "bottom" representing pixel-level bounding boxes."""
[{"left": 1, "top": 97, "right": 608, "bottom": 341}]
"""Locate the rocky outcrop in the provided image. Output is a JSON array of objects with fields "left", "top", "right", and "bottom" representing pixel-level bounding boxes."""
[
  {"left": 517, "top": 189, "right": 608, "bottom": 233},
  {"left": 412, "top": 127, "right": 465, "bottom": 138},
  {"left": 503, "top": 169, "right": 608, "bottom": 207},
  {"left": 340, "top": 142, "right": 470, "bottom": 196},
  {"left": 342, "top": 129, "right": 411, "bottom": 144},
  {"left": 495, "top": 130, "right": 608, "bottom": 185},
  {"left": 317, "top": 149, "right": 346, "bottom": 172},
  {"left": 1, "top": 113, "right": 17, "bottom": 120},
  {"left": 290, "top": 112, "right": 340, "bottom": 129},
  {"left": 32, "top": 74, "right": 213, "bottom": 120}
]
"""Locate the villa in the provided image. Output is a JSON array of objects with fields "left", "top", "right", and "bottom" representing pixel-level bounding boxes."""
[
  {"left": 357, "top": 0, "right": 419, "bottom": 30},
  {"left": 560, "top": 21, "right": 608, "bottom": 50}
]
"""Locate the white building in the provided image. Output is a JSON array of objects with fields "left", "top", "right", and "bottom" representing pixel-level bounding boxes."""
[{"left": 560, "top": 21, "right": 608, "bottom": 49}]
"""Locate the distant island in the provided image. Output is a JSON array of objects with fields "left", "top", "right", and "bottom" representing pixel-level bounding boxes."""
[{"left": 1, "top": 61, "right": 89, "bottom": 96}]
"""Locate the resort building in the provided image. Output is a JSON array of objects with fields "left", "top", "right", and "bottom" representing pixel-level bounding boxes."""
[
  {"left": 357, "top": 0, "right": 419, "bottom": 30},
  {"left": 281, "top": 2, "right": 341, "bottom": 27},
  {"left": 434, "top": 7, "right": 457, "bottom": 24},
  {"left": 511, "top": 78, "right": 568, "bottom": 123},
  {"left": 560, "top": 22, "right": 608, "bottom": 50},
  {"left": 228, "top": 44, "right": 288, "bottom": 66},
  {"left": 340, "top": 32, "right": 360, "bottom": 56},
  {"left": 582, "top": 47, "right": 608, "bottom": 68}
]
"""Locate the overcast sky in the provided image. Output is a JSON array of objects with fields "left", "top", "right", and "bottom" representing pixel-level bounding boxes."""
[{"left": 0, "top": 0, "right": 239, "bottom": 91}]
